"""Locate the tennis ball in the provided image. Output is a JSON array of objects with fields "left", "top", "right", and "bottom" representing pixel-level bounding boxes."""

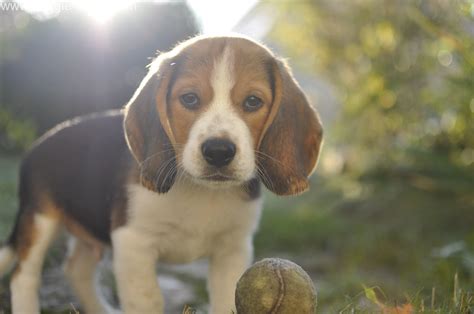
[{"left": 235, "top": 258, "right": 317, "bottom": 313}]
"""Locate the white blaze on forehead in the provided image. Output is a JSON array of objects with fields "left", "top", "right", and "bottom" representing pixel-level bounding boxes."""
[
  {"left": 210, "top": 47, "right": 235, "bottom": 109},
  {"left": 181, "top": 44, "right": 256, "bottom": 182}
]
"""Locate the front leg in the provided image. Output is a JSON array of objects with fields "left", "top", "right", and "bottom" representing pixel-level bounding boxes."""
[
  {"left": 112, "top": 227, "right": 164, "bottom": 313},
  {"left": 208, "top": 236, "right": 253, "bottom": 314}
]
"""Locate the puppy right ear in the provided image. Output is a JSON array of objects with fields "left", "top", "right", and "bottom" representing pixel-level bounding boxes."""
[{"left": 124, "top": 56, "right": 177, "bottom": 193}]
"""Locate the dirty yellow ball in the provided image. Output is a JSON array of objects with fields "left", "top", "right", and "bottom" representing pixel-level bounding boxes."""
[{"left": 235, "top": 258, "right": 317, "bottom": 314}]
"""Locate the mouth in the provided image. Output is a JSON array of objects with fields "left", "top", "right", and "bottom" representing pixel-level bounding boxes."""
[
  {"left": 199, "top": 172, "right": 236, "bottom": 182},
  {"left": 196, "top": 171, "right": 240, "bottom": 186}
]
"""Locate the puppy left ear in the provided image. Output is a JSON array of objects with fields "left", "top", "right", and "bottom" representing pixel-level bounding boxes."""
[
  {"left": 124, "top": 56, "right": 177, "bottom": 193},
  {"left": 257, "top": 59, "right": 323, "bottom": 196}
]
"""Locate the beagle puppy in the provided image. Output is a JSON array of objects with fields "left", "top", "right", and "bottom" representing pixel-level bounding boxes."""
[{"left": 0, "top": 35, "right": 323, "bottom": 313}]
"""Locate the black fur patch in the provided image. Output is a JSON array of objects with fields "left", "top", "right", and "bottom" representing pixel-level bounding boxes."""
[
  {"left": 16, "top": 111, "right": 131, "bottom": 243},
  {"left": 243, "top": 177, "right": 261, "bottom": 200}
]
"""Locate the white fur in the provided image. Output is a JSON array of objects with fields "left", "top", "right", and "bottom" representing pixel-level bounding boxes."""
[
  {"left": 182, "top": 47, "right": 256, "bottom": 184},
  {"left": 113, "top": 224, "right": 163, "bottom": 313},
  {"left": 113, "top": 181, "right": 262, "bottom": 313},
  {"left": 63, "top": 237, "right": 108, "bottom": 314},
  {"left": 10, "top": 214, "right": 58, "bottom": 314},
  {"left": 208, "top": 235, "right": 254, "bottom": 314},
  {"left": 0, "top": 246, "right": 16, "bottom": 277}
]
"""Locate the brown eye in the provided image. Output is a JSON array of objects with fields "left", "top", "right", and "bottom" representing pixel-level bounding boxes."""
[
  {"left": 243, "top": 95, "right": 263, "bottom": 112},
  {"left": 180, "top": 93, "right": 200, "bottom": 109}
]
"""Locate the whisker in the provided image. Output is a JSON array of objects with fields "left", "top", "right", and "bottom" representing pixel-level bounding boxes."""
[
  {"left": 254, "top": 150, "right": 284, "bottom": 167},
  {"left": 139, "top": 148, "right": 176, "bottom": 168},
  {"left": 154, "top": 155, "right": 176, "bottom": 189},
  {"left": 255, "top": 159, "right": 275, "bottom": 192},
  {"left": 254, "top": 149, "right": 298, "bottom": 174},
  {"left": 160, "top": 161, "right": 178, "bottom": 191}
]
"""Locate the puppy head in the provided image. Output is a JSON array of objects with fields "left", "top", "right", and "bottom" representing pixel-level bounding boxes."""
[{"left": 124, "top": 35, "right": 323, "bottom": 195}]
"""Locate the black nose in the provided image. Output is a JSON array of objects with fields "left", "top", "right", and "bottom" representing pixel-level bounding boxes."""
[{"left": 201, "top": 138, "right": 236, "bottom": 168}]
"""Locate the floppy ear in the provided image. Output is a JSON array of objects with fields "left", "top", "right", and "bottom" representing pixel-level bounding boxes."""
[
  {"left": 124, "top": 56, "right": 177, "bottom": 193},
  {"left": 257, "top": 59, "right": 323, "bottom": 196}
]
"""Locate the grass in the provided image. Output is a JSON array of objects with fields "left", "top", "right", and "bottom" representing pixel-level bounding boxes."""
[{"left": 0, "top": 155, "right": 473, "bottom": 313}]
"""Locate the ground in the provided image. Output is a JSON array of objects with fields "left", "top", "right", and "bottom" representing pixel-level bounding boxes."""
[{"left": 0, "top": 156, "right": 473, "bottom": 313}]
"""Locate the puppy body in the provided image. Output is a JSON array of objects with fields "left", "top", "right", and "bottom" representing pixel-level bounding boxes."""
[
  {"left": 0, "top": 35, "right": 323, "bottom": 313},
  {"left": 115, "top": 182, "right": 261, "bottom": 313}
]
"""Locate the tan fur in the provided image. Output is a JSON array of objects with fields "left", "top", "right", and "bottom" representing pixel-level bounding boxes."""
[
  {"left": 12, "top": 197, "right": 60, "bottom": 264},
  {"left": 230, "top": 40, "right": 274, "bottom": 147},
  {"left": 151, "top": 37, "right": 277, "bottom": 172},
  {"left": 124, "top": 36, "right": 323, "bottom": 196},
  {"left": 12, "top": 193, "right": 104, "bottom": 266},
  {"left": 12, "top": 213, "right": 36, "bottom": 264},
  {"left": 60, "top": 214, "right": 105, "bottom": 255}
]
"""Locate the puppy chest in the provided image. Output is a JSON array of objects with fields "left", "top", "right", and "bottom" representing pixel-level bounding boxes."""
[{"left": 126, "top": 184, "right": 262, "bottom": 263}]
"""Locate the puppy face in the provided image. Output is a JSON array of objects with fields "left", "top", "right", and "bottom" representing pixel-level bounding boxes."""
[
  {"left": 167, "top": 39, "right": 273, "bottom": 186},
  {"left": 124, "top": 36, "right": 323, "bottom": 195}
]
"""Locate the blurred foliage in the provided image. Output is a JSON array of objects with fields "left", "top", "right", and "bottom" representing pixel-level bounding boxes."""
[
  {"left": 270, "top": 0, "right": 474, "bottom": 174},
  {"left": 0, "top": 1, "right": 198, "bottom": 153},
  {"left": 0, "top": 107, "right": 36, "bottom": 152}
]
